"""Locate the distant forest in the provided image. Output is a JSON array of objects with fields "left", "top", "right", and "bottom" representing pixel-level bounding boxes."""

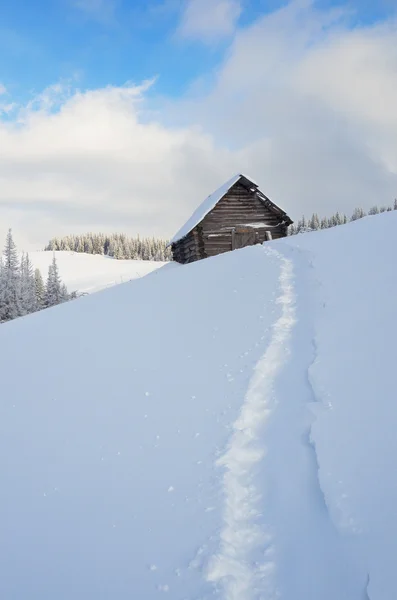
[
  {"left": 45, "top": 233, "right": 172, "bottom": 262},
  {"left": 0, "top": 229, "right": 75, "bottom": 324},
  {"left": 289, "top": 200, "right": 397, "bottom": 235}
]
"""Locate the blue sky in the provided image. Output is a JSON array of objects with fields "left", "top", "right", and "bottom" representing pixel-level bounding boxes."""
[
  {"left": 1, "top": 0, "right": 224, "bottom": 100},
  {"left": 1, "top": 0, "right": 395, "bottom": 103},
  {"left": 1, "top": 0, "right": 397, "bottom": 249}
]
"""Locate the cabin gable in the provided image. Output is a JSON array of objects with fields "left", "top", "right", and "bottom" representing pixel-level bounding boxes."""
[{"left": 199, "top": 182, "right": 287, "bottom": 259}]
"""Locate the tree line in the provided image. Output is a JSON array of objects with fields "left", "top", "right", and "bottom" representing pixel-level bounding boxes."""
[
  {"left": 289, "top": 199, "right": 397, "bottom": 234},
  {"left": 45, "top": 232, "right": 172, "bottom": 261},
  {"left": 0, "top": 229, "right": 75, "bottom": 324}
]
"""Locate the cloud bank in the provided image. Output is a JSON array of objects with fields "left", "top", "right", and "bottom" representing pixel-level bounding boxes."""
[{"left": 1, "top": 1, "right": 397, "bottom": 249}]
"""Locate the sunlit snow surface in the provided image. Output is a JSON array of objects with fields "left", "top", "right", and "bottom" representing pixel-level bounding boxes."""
[
  {"left": 28, "top": 250, "right": 165, "bottom": 294},
  {"left": 1, "top": 213, "right": 396, "bottom": 599}
]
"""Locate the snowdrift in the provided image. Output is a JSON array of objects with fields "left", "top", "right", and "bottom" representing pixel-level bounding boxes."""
[{"left": 1, "top": 213, "right": 396, "bottom": 599}]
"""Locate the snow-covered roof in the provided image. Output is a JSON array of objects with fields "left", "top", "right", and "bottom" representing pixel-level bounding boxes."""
[{"left": 170, "top": 174, "right": 259, "bottom": 245}]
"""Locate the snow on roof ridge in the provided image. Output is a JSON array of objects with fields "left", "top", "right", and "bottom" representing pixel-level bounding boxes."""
[{"left": 170, "top": 173, "right": 258, "bottom": 245}]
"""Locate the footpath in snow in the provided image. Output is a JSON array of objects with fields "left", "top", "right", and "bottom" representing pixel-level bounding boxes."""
[
  {"left": 207, "top": 245, "right": 368, "bottom": 600},
  {"left": 207, "top": 248, "right": 297, "bottom": 599},
  {"left": 0, "top": 213, "right": 396, "bottom": 599}
]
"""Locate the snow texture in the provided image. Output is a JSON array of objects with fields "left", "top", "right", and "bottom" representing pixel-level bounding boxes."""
[
  {"left": 207, "top": 248, "right": 296, "bottom": 599},
  {"left": 169, "top": 173, "right": 257, "bottom": 244},
  {"left": 27, "top": 251, "right": 165, "bottom": 294},
  {"left": 285, "top": 213, "right": 397, "bottom": 600},
  {"left": 1, "top": 212, "right": 396, "bottom": 599},
  {"left": 0, "top": 246, "right": 281, "bottom": 600}
]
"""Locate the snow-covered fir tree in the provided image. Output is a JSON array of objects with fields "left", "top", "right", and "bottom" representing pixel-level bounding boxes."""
[
  {"left": 0, "top": 230, "right": 74, "bottom": 324},
  {"left": 20, "top": 253, "right": 36, "bottom": 315},
  {"left": 351, "top": 207, "right": 367, "bottom": 221},
  {"left": 45, "top": 232, "right": 172, "bottom": 261},
  {"left": 34, "top": 268, "right": 45, "bottom": 310},
  {"left": 45, "top": 254, "right": 69, "bottom": 308},
  {"left": 0, "top": 229, "right": 22, "bottom": 322},
  {"left": 368, "top": 206, "right": 380, "bottom": 216},
  {"left": 309, "top": 213, "right": 320, "bottom": 230}
]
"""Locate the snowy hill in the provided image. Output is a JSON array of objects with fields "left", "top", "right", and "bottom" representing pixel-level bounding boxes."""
[
  {"left": 1, "top": 213, "right": 396, "bottom": 599},
  {"left": 28, "top": 251, "right": 166, "bottom": 294}
]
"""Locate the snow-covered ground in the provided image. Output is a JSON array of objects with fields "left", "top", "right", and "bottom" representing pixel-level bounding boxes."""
[
  {"left": 1, "top": 213, "right": 396, "bottom": 599},
  {"left": 27, "top": 251, "right": 166, "bottom": 294}
]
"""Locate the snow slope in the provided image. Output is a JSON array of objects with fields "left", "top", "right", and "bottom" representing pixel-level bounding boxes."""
[
  {"left": 1, "top": 213, "right": 396, "bottom": 599},
  {"left": 284, "top": 216, "right": 397, "bottom": 600},
  {"left": 27, "top": 251, "right": 166, "bottom": 293}
]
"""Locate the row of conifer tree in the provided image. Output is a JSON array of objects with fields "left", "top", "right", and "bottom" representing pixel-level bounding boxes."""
[
  {"left": 45, "top": 232, "right": 172, "bottom": 261},
  {"left": 289, "top": 200, "right": 397, "bottom": 234},
  {"left": 0, "top": 229, "right": 75, "bottom": 324}
]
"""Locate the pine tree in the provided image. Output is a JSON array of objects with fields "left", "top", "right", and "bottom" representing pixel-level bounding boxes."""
[
  {"left": 351, "top": 207, "right": 366, "bottom": 221},
  {"left": 45, "top": 255, "right": 64, "bottom": 307},
  {"left": 60, "top": 283, "right": 70, "bottom": 303},
  {"left": 309, "top": 213, "right": 320, "bottom": 230},
  {"left": 84, "top": 239, "right": 93, "bottom": 254},
  {"left": 394, "top": 199, "right": 397, "bottom": 210},
  {"left": 113, "top": 243, "right": 122, "bottom": 260},
  {"left": 0, "top": 260, "right": 5, "bottom": 320},
  {"left": 334, "top": 212, "right": 342, "bottom": 226},
  {"left": 0, "top": 229, "right": 22, "bottom": 322},
  {"left": 320, "top": 217, "right": 328, "bottom": 229},
  {"left": 34, "top": 268, "right": 45, "bottom": 310},
  {"left": 20, "top": 253, "right": 36, "bottom": 315},
  {"left": 368, "top": 206, "right": 380, "bottom": 215}
]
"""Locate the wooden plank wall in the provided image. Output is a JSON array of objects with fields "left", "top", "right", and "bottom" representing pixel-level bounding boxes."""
[{"left": 201, "top": 183, "right": 286, "bottom": 258}]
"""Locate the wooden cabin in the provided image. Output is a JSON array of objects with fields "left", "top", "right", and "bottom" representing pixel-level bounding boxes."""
[{"left": 170, "top": 173, "right": 293, "bottom": 264}]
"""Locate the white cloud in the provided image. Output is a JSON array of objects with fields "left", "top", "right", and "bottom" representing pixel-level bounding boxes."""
[
  {"left": 178, "top": 0, "right": 242, "bottom": 42},
  {"left": 0, "top": 80, "right": 238, "bottom": 249},
  {"left": 171, "top": 1, "right": 397, "bottom": 218},
  {"left": 0, "top": 83, "right": 6, "bottom": 95},
  {"left": 2, "top": 2, "right": 397, "bottom": 250}
]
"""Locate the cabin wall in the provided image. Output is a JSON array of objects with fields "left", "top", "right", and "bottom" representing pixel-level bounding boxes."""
[
  {"left": 201, "top": 183, "right": 286, "bottom": 258},
  {"left": 171, "top": 230, "right": 203, "bottom": 264}
]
